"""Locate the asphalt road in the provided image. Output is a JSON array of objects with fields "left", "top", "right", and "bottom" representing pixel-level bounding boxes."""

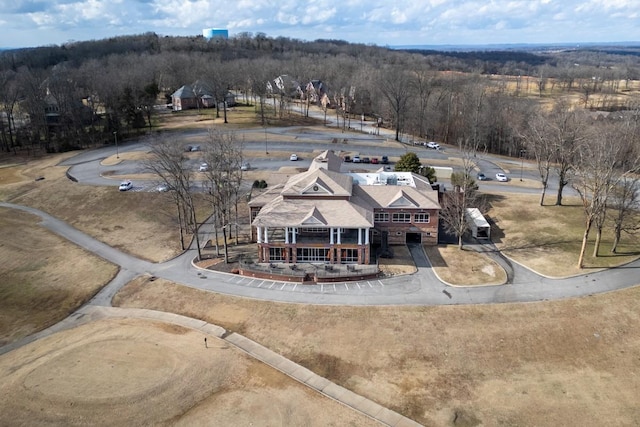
[{"left": 18, "top": 105, "right": 633, "bottom": 307}]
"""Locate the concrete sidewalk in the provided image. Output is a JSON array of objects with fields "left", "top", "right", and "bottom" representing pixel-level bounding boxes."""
[{"left": 70, "top": 306, "right": 420, "bottom": 426}]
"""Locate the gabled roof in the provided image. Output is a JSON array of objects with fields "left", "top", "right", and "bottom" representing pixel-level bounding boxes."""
[
  {"left": 308, "top": 150, "right": 342, "bottom": 173},
  {"left": 281, "top": 167, "right": 352, "bottom": 197},
  {"left": 388, "top": 190, "right": 419, "bottom": 208},
  {"left": 252, "top": 197, "right": 373, "bottom": 228},
  {"left": 353, "top": 183, "right": 440, "bottom": 210},
  {"left": 301, "top": 206, "right": 327, "bottom": 225},
  {"left": 171, "top": 85, "right": 196, "bottom": 99}
]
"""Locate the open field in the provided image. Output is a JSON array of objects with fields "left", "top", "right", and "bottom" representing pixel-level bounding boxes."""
[
  {"left": 0, "top": 316, "right": 376, "bottom": 426},
  {"left": 0, "top": 208, "right": 118, "bottom": 346},
  {"left": 113, "top": 277, "right": 640, "bottom": 426}
]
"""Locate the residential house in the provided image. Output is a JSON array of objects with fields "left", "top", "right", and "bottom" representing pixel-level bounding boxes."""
[{"left": 249, "top": 150, "right": 440, "bottom": 265}]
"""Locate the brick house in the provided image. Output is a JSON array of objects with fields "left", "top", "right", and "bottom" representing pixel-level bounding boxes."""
[{"left": 249, "top": 150, "right": 440, "bottom": 265}]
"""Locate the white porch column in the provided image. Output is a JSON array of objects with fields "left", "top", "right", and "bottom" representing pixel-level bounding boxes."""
[
  {"left": 257, "top": 226, "right": 262, "bottom": 243},
  {"left": 330, "top": 227, "right": 334, "bottom": 245},
  {"left": 263, "top": 227, "right": 269, "bottom": 244},
  {"left": 365, "top": 227, "right": 370, "bottom": 244},
  {"left": 285, "top": 227, "right": 289, "bottom": 244},
  {"left": 292, "top": 228, "right": 297, "bottom": 244},
  {"left": 337, "top": 228, "right": 341, "bottom": 244},
  {"left": 358, "top": 228, "right": 362, "bottom": 245}
]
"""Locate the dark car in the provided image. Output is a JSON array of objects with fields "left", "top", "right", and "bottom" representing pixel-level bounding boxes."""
[
  {"left": 381, "top": 156, "right": 389, "bottom": 164},
  {"left": 362, "top": 157, "right": 371, "bottom": 163},
  {"left": 344, "top": 155, "right": 352, "bottom": 162}
]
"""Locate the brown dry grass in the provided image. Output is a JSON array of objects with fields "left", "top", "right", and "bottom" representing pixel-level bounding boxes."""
[
  {"left": 0, "top": 208, "right": 118, "bottom": 346},
  {"left": 0, "top": 317, "right": 376, "bottom": 426},
  {"left": 425, "top": 244, "right": 507, "bottom": 286},
  {"left": 113, "top": 277, "right": 640, "bottom": 427},
  {"left": 485, "top": 193, "right": 640, "bottom": 277}
]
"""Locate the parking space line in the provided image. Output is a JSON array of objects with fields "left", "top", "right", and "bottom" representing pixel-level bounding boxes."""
[{"left": 268, "top": 282, "right": 276, "bottom": 289}]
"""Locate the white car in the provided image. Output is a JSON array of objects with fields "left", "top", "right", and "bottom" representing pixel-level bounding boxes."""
[
  {"left": 290, "top": 153, "right": 298, "bottom": 161},
  {"left": 426, "top": 141, "right": 440, "bottom": 149},
  {"left": 352, "top": 155, "right": 361, "bottom": 163},
  {"left": 118, "top": 180, "right": 133, "bottom": 191},
  {"left": 496, "top": 172, "right": 509, "bottom": 182},
  {"left": 199, "top": 163, "right": 209, "bottom": 172},
  {"left": 240, "top": 162, "right": 250, "bottom": 171},
  {"left": 157, "top": 183, "right": 171, "bottom": 192}
]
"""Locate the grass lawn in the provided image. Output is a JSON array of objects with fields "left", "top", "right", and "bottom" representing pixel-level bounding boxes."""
[
  {"left": 0, "top": 208, "right": 118, "bottom": 346},
  {"left": 424, "top": 244, "right": 507, "bottom": 286},
  {"left": 485, "top": 193, "right": 640, "bottom": 277}
]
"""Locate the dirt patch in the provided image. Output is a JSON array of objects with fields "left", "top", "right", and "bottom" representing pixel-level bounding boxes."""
[
  {"left": 424, "top": 244, "right": 507, "bottom": 286},
  {"left": 378, "top": 245, "right": 417, "bottom": 276},
  {"left": 0, "top": 317, "right": 376, "bottom": 426}
]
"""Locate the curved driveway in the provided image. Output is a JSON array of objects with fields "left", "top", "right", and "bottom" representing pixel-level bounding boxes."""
[{"left": 2, "top": 201, "right": 638, "bottom": 307}]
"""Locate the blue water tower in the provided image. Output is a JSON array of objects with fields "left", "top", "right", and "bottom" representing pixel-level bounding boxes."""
[{"left": 202, "top": 28, "right": 228, "bottom": 39}]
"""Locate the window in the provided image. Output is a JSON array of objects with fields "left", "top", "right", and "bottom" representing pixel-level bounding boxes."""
[
  {"left": 296, "top": 248, "right": 330, "bottom": 262},
  {"left": 392, "top": 213, "right": 411, "bottom": 223},
  {"left": 251, "top": 209, "right": 260, "bottom": 221},
  {"left": 374, "top": 212, "right": 389, "bottom": 222},
  {"left": 269, "top": 247, "right": 286, "bottom": 261},
  {"left": 414, "top": 213, "right": 430, "bottom": 223},
  {"left": 340, "top": 249, "right": 359, "bottom": 263},
  {"left": 301, "top": 227, "right": 328, "bottom": 234}
]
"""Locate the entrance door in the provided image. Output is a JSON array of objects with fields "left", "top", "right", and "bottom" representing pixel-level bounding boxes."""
[{"left": 406, "top": 232, "right": 422, "bottom": 243}]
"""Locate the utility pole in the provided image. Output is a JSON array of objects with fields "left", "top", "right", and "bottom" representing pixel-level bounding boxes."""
[{"left": 520, "top": 149, "right": 526, "bottom": 181}]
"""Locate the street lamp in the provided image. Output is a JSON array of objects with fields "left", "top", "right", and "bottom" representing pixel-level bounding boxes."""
[
  {"left": 520, "top": 149, "right": 526, "bottom": 181},
  {"left": 113, "top": 131, "right": 119, "bottom": 159}
]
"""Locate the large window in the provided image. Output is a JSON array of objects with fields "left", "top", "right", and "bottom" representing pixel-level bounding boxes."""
[
  {"left": 392, "top": 212, "right": 411, "bottom": 223},
  {"left": 414, "top": 213, "right": 430, "bottom": 223},
  {"left": 340, "top": 248, "right": 359, "bottom": 263},
  {"left": 300, "top": 227, "right": 329, "bottom": 234},
  {"left": 374, "top": 212, "right": 389, "bottom": 222},
  {"left": 296, "top": 248, "right": 330, "bottom": 262},
  {"left": 269, "top": 247, "right": 286, "bottom": 261}
]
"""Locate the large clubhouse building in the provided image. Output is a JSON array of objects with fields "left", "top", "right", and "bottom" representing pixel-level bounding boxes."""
[{"left": 249, "top": 150, "right": 441, "bottom": 265}]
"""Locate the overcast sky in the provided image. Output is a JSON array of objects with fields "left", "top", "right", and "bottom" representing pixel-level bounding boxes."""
[{"left": 2, "top": 0, "right": 639, "bottom": 49}]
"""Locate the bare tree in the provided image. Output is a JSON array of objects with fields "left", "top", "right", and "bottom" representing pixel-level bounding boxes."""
[
  {"left": 145, "top": 133, "right": 202, "bottom": 259},
  {"left": 377, "top": 67, "right": 412, "bottom": 142},
  {"left": 202, "top": 128, "right": 244, "bottom": 263},
  {"left": 520, "top": 108, "right": 557, "bottom": 205},
  {"left": 440, "top": 141, "right": 482, "bottom": 249},
  {"left": 572, "top": 121, "right": 634, "bottom": 267}
]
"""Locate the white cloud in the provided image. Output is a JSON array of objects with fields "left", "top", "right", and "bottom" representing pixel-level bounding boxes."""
[{"left": 2, "top": 0, "right": 640, "bottom": 48}]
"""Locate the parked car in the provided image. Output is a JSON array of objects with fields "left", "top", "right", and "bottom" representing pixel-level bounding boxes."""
[
  {"left": 240, "top": 162, "right": 250, "bottom": 171},
  {"left": 157, "top": 183, "right": 171, "bottom": 192},
  {"left": 118, "top": 180, "right": 133, "bottom": 191},
  {"left": 343, "top": 155, "right": 352, "bottom": 162},
  {"left": 199, "top": 163, "right": 209, "bottom": 172},
  {"left": 496, "top": 172, "right": 509, "bottom": 182},
  {"left": 190, "top": 145, "right": 201, "bottom": 152},
  {"left": 290, "top": 153, "right": 298, "bottom": 161},
  {"left": 426, "top": 141, "right": 440, "bottom": 149},
  {"left": 477, "top": 172, "right": 487, "bottom": 181},
  {"left": 352, "top": 155, "right": 361, "bottom": 163},
  {"left": 371, "top": 157, "right": 379, "bottom": 164},
  {"left": 381, "top": 155, "right": 389, "bottom": 164},
  {"left": 362, "top": 157, "right": 371, "bottom": 163}
]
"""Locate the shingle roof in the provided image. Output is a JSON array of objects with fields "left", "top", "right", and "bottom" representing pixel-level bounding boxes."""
[
  {"left": 252, "top": 197, "right": 373, "bottom": 228},
  {"left": 281, "top": 167, "right": 352, "bottom": 197}
]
